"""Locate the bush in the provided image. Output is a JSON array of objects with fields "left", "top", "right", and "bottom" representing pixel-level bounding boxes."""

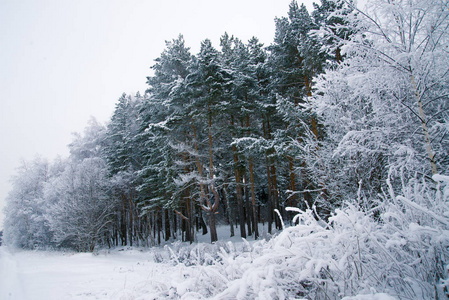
[{"left": 158, "top": 175, "right": 449, "bottom": 299}]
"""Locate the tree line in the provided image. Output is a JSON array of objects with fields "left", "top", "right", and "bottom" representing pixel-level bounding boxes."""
[{"left": 3, "top": 0, "right": 448, "bottom": 252}]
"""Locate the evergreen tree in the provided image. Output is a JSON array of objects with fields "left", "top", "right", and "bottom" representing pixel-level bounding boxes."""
[
  {"left": 267, "top": 1, "right": 327, "bottom": 213},
  {"left": 104, "top": 93, "right": 143, "bottom": 246},
  {"left": 312, "top": 0, "right": 354, "bottom": 65},
  {"left": 140, "top": 35, "right": 196, "bottom": 243},
  {"left": 186, "top": 39, "right": 233, "bottom": 242}
]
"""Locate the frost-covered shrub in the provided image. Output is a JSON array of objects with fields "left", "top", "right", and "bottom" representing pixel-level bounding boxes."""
[
  {"left": 380, "top": 174, "right": 449, "bottom": 298},
  {"left": 157, "top": 175, "right": 449, "bottom": 299},
  {"left": 165, "top": 241, "right": 222, "bottom": 266},
  {"left": 211, "top": 206, "right": 380, "bottom": 299}
]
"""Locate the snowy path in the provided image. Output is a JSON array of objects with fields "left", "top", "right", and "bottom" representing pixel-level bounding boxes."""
[
  {"left": 0, "top": 246, "right": 174, "bottom": 300},
  {"left": 0, "top": 227, "right": 262, "bottom": 300},
  {"left": 0, "top": 247, "right": 24, "bottom": 299}
]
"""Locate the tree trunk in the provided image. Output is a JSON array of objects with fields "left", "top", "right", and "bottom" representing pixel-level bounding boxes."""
[
  {"left": 164, "top": 209, "right": 170, "bottom": 242},
  {"left": 249, "top": 158, "right": 259, "bottom": 239},
  {"left": 231, "top": 115, "right": 247, "bottom": 238},
  {"left": 271, "top": 164, "right": 281, "bottom": 229},
  {"left": 311, "top": 116, "right": 319, "bottom": 140},
  {"left": 172, "top": 211, "right": 176, "bottom": 240},
  {"left": 209, "top": 210, "right": 218, "bottom": 242},
  {"left": 200, "top": 211, "right": 208, "bottom": 235},
  {"left": 181, "top": 206, "right": 188, "bottom": 242},
  {"left": 183, "top": 152, "right": 194, "bottom": 243},
  {"left": 191, "top": 120, "right": 217, "bottom": 241},
  {"left": 244, "top": 171, "right": 252, "bottom": 236},
  {"left": 151, "top": 212, "right": 156, "bottom": 246},
  {"left": 336, "top": 47, "right": 342, "bottom": 64},
  {"left": 305, "top": 74, "right": 313, "bottom": 97},
  {"left": 157, "top": 210, "right": 162, "bottom": 245},
  {"left": 223, "top": 184, "right": 235, "bottom": 237},
  {"left": 263, "top": 119, "right": 273, "bottom": 234},
  {"left": 266, "top": 114, "right": 281, "bottom": 229},
  {"left": 121, "top": 196, "right": 127, "bottom": 246},
  {"left": 207, "top": 105, "right": 219, "bottom": 242},
  {"left": 186, "top": 195, "right": 193, "bottom": 243},
  {"left": 246, "top": 114, "right": 258, "bottom": 239},
  {"left": 411, "top": 74, "right": 438, "bottom": 175},
  {"left": 266, "top": 160, "right": 273, "bottom": 234},
  {"left": 128, "top": 196, "right": 133, "bottom": 247},
  {"left": 287, "top": 155, "right": 297, "bottom": 207},
  {"left": 191, "top": 122, "right": 208, "bottom": 203}
]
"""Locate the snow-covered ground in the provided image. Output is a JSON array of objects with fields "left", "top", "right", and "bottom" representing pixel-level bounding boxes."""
[
  {"left": 0, "top": 246, "right": 172, "bottom": 299},
  {"left": 0, "top": 226, "right": 266, "bottom": 300}
]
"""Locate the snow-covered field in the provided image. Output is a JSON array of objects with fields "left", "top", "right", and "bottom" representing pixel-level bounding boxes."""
[
  {"left": 0, "top": 245, "right": 175, "bottom": 300},
  {"left": 0, "top": 226, "right": 264, "bottom": 300}
]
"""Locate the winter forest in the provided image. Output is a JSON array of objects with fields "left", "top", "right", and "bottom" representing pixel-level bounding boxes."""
[{"left": 2, "top": 0, "right": 449, "bottom": 298}]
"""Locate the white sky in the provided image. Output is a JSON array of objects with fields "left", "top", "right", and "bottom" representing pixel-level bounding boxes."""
[{"left": 0, "top": 0, "right": 315, "bottom": 229}]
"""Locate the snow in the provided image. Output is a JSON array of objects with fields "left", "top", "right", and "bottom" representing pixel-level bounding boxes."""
[
  {"left": 0, "top": 222, "right": 402, "bottom": 300},
  {"left": 342, "top": 294, "right": 397, "bottom": 300},
  {"left": 0, "top": 246, "right": 174, "bottom": 299},
  {"left": 0, "top": 226, "right": 267, "bottom": 300}
]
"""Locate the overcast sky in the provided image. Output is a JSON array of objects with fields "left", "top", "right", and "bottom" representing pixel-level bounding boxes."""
[{"left": 0, "top": 0, "right": 316, "bottom": 229}]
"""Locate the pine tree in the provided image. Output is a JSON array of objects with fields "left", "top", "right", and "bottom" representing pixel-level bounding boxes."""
[
  {"left": 141, "top": 35, "right": 196, "bottom": 243},
  {"left": 312, "top": 0, "right": 354, "bottom": 65},
  {"left": 186, "top": 39, "right": 233, "bottom": 242},
  {"left": 104, "top": 93, "right": 143, "bottom": 246},
  {"left": 267, "top": 1, "right": 328, "bottom": 213}
]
